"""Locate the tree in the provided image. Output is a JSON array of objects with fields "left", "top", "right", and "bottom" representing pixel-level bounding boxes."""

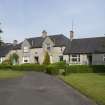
[
  {"left": 43, "top": 51, "right": 50, "bottom": 65},
  {"left": 10, "top": 53, "right": 19, "bottom": 65},
  {"left": 0, "top": 23, "right": 3, "bottom": 46}
]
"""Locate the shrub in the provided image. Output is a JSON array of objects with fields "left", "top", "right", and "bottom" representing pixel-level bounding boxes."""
[
  {"left": 2, "top": 59, "right": 11, "bottom": 65},
  {"left": 0, "top": 64, "right": 12, "bottom": 70},
  {"left": 52, "top": 61, "right": 66, "bottom": 69},
  {"left": 46, "top": 65, "right": 59, "bottom": 75},
  {"left": 43, "top": 52, "right": 50, "bottom": 65},
  {"left": 64, "top": 65, "right": 105, "bottom": 74},
  {"left": 12, "top": 64, "right": 46, "bottom": 72}
]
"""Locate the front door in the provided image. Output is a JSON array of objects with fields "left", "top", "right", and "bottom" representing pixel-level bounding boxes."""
[
  {"left": 87, "top": 54, "right": 92, "bottom": 65},
  {"left": 35, "top": 56, "right": 39, "bottom": 64}
]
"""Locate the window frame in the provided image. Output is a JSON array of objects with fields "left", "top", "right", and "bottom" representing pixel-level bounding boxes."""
[
  {"left": 23, "top": 47, "right": 29, "bottom": 53},
  {"left": 103, "top": 54, "right": 105, "bottom": 62},
  {"left": 70, "top": 54, "right": 80, "bottom": 63},
  {"left": 23, "top": 56, "right": 29, "bottom": 63}
]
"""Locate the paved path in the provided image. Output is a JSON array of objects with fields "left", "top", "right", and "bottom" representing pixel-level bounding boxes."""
[{"left": 0, "top": 72, "right": 97, "bottom": 105}]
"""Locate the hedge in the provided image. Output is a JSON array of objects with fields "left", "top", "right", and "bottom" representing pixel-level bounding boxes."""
[
  {"left": 46, "top": 65, "right": 59, "bottom": 75},
  {"left": 0, "top": 64, "right": 46, "bottom": 72},
  {"left": 65, "top": 65, "right": 105, "bottom": 74}
]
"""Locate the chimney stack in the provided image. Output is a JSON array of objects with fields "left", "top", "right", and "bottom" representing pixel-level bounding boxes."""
[
  {"left": 13, "top": 40, "right": 18, "bottom": 46},
  {"left": 70, "top": 30, "right": 74, "bottom": 41},
  {"left": 42, "top": 30, "right": 47, "bottom": 38}
]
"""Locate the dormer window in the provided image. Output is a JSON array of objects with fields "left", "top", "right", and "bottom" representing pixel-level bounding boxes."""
[
  {"left": 47, "top": 43, "right": 51, "bottom": 51},
  {"left": 23, "top": 47, "right": 29, "bottom": 52}
]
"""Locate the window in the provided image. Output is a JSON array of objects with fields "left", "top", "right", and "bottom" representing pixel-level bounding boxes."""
[
  {"left": 46, "top": 43, "right": 51, "bottom": 51},
  {"left": 23, "top": 47, "right": 29, "bottom": 52},
  {"left": 23, "top": 57, "right": 29, "bottom": 63},
  {"left": 71, "top": 54, "right": 80, "bottom": 63},
  {"left": 0, "top": 58, "right": 2, "bottom": 63},
  {"left": 103, "top": 54, "right": 105, "bottom": 62},
  {"left": 59, "top": 56, "right": 63, "bottom": 61}
]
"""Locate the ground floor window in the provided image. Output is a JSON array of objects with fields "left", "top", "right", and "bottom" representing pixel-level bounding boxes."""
[
  {"left": 0, "top": 58, "right": 2, "bottom": 63},
  {"left": 23, "top": 56, "right": 29, "bottom": 63},
  {"left": 103, "top": 54, "right": 105, "bottom": 62},
  {"left": 59, "top": 56, "right": 63, "bottom": 61},
  {"left": 70, "top": 54, "right": 80, "bottom": 63}
]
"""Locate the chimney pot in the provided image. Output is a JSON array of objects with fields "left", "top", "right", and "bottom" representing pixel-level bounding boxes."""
[
  {"left": 70, "top": 31, "right": 74, "bottom": 41},
  {"left": 42, "top": 30, "right": 47, "bottom": 38}
]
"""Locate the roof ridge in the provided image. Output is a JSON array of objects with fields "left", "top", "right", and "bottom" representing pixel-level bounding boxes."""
[{"left": 73, "top": 36, "right": 105, "bottom": 40}]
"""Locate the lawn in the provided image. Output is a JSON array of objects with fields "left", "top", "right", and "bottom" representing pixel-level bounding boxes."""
[
  {"left": 0, "top": 70, "right": 25, "bottom": 79},
  {"left": 60, "top": 73, "right": 105, "bottom": 105}
]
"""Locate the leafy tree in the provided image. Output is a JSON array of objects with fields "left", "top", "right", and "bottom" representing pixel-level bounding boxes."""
[
  {"left": 43, "top": 51, "right": 50, "bottom": 65},
  {"left": 0, "top": 23, "right": 3, "bottom": 46}
]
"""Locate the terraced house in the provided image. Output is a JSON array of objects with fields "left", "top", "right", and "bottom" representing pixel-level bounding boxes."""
[{"left": 0, "top": 30, "right": 105, "bottom": 65}]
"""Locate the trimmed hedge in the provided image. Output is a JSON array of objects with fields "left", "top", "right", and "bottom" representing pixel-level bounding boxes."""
[
  {"left": 46, "top": 65, "right": 59, "bottom": 75},
  {"left": 65, "top": 65, "right": 105, "bottom": 74},
  {"left": 0, "top": 64, "right": 105, "bottom": 75},
  {"left": 12, "top": 64, "right": 46, "bottom": 72},
  {"left": 0, "top": 64, "right": 46, "bottom": 72}
]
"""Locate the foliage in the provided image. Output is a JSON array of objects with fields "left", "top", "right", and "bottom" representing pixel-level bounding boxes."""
[
  {"left": 10, "top": 53, "right": 19, "bottom": 65},
  {"left": 11, "top": 64, "right": 46, "bottom": 72},
  {"left": 43, "top": 51, "right": 50, "bottom": 65},
  {"left": 2, "top": 59, "right": 11, "bottom": 65},
  {"left": 64, "top": 65, "right": 105, "bottom": 74},
  {"left": 46, "top": 65, "right": 59, "bottom": 75}
]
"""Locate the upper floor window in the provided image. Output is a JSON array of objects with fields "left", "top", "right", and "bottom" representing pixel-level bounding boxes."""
[
  {"left": 46, "top": 43, "right": 51, "bottom": 51},
  {"left": 23, "top": 47, "right": 29, "bottom": 52}
]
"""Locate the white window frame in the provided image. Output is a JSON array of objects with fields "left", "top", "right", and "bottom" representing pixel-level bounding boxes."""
[
  {"left": 23, "top": 47, "right": 29, "bottom": 53},
  {"left": 0, "top": 58, "right": 2, "bottom": 63},
  {"left": 23, "top": 56, "right": 29, "bottom": 63},
  {"left": 103, "top": 54, "right": 105, "bottom": 62},
  {"left": 70, "top": 54, "right": 80, "bottom": 64}
]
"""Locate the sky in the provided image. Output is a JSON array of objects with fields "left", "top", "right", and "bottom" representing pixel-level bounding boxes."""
[{"left": 0, "top": 0, "right": 105, "bottom": 43}]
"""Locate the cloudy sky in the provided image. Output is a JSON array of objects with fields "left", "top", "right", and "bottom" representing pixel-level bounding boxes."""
[{"left": 0, "top": 0, "right": 105, "bottom": 42}]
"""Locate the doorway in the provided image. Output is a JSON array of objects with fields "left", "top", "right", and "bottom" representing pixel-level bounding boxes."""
[{"left": 87, "top": 54, "right": 92, "bottom": 65}]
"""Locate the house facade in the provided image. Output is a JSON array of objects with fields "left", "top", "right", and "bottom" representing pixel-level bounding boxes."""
[{"left": 0, "top": 30, "right": 105, "bottom": 65}]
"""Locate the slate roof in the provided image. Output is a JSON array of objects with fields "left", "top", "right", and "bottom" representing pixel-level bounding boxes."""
[
  {"left": 0, "top": 44, "right": 13, "bottom": 57},
  {"left": 64, "top": 36, "right": 105, "bottom": 54},
  {"left": 26, "top": 34, "right": 69, "bottom": 48}
]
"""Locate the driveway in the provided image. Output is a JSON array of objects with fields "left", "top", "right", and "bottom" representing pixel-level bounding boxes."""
[{"left": 0, "top": 72, "right": 97, "bottom": 105}]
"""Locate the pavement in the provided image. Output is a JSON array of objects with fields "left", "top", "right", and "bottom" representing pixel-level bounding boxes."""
[{"left": 0, "top": 72, "right": 97, "bottom": 105}]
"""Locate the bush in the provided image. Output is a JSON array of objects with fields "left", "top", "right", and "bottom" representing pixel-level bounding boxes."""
[
  {"left": 0, "top": 64, "right": 12, "bottom": 70},
  {"left": 46, "top": 65, "right": 59, "bottom": 75},
  {"left": 11, "top": 64, "right": 46, "bottom": 72},
  {"left": 43, "top": 52, "right": 50, "bottom": 65},
  {"left": 64, "top": 65, "right": 105, "bottom": 74},
  {"left": 52, "top": 61, "right": 66, "bottom": 69}
]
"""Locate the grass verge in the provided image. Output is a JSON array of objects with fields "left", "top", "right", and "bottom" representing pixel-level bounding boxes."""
[
  {"left": 0, "top": 70, "right": 25, "bottom": 79},
  {"left": 60, "top": 73, "right": 105, "bottom": 105}
]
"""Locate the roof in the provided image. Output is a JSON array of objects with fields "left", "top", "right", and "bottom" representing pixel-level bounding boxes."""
[
  {"left": 64, "top": 36, "right": 105, "bottom": 54},
  {"left": 26, "top": 34, "right": 69, "bottom": 48},
  {"left": 0, "top": 44, "right": 13, "bottom": 57}
]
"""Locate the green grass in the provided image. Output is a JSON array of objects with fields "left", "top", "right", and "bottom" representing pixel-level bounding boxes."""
[
  {"left": 0, "top": 70, "right": 25, "bottom": 79},
  {"left": 60, "top": 73, "right": 105, "bottom": 105}
]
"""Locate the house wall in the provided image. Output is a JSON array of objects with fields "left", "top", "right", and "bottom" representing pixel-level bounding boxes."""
[
  {"left": 92, "top": 54, "right": 105, "bottom": 65},
  {"left": 64, "top": 54, "right": 88, "bottom": 65}
]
